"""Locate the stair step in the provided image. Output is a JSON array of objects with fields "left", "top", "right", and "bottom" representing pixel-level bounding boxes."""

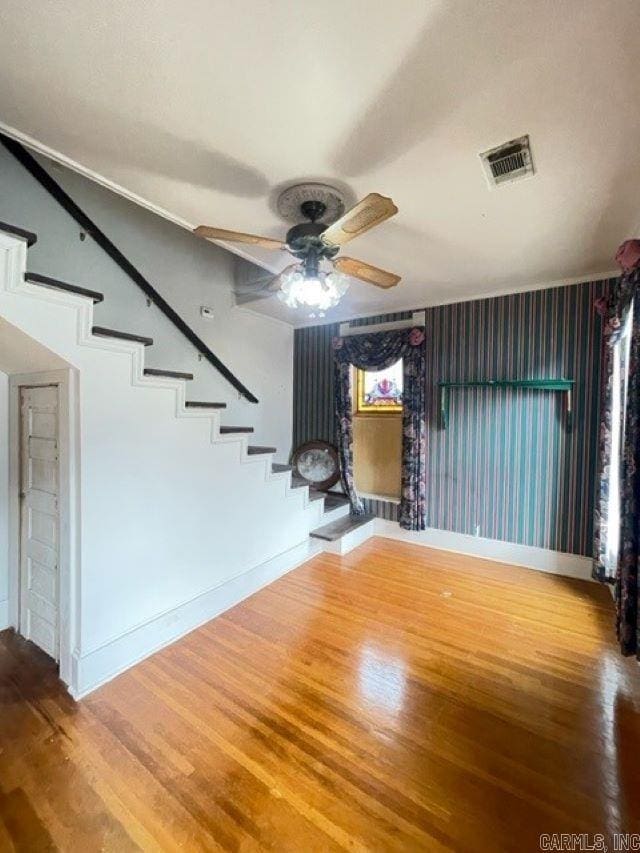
[
  {"left": 272, "top": 463, "right": 292, "bottom": 474},
  {"left": 25, "top": 272, "right": 104, "bottom": 303},
  {"left": 219, "top": 426, "right": 254, "bottom": 434},
  {"left": 92, "top": 326, "right": 153, "bottom": 346},
  {"left": 144, "top": 368, "right": 194, "bottom": 380},
  {"left": 247, "top": 446, "right": 277, "bottom": 455},
  {"left": 0, "top": 220, "right": 37, "bottom": 246},
  {"left": 185, "top": 400, "right": 226, "bottom": 409},
  {"left": 308, "top": 490, "right": 326, "bottom": 502},
  {"left": 323, "top": 493, "right": 350, "bottom": 511},
  {"left": 310, "top": 513, "right": 375, "bottom": 542}
]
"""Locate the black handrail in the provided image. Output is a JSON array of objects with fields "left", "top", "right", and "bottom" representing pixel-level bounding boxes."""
[{"left": 0, "top": 133, "right": 258, "bottom": 403}]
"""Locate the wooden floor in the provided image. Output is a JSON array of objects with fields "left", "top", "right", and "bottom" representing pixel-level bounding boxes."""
[{"left": 1, "top": 538, "right": 639, "bottom": 851}]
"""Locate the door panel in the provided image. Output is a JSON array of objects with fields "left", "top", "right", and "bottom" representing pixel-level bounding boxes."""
[
  {"left": 29, "top": 436, "right": 58, "bottom": 461},
  {"left": 29, "top": 559, "right": 57, "bottom": 601},
  {"left": 20, "top": 385, "right": 60, "bottom": 661},
  {"left": 29, "top": 508, "right": 57, "bottom": 547},
  {"left": 31, "top": 411, "right": 57, "bottom": 439},
  {"left": 28, "top": 457, "right": 58, "bottom": 494},
  {"left": 28, "top": 611, "right": 57, "bottom": 658}
]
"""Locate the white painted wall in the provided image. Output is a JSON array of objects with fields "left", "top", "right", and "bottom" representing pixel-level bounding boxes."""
[
  {"left": 0, "top": 145, "right": 293, "bottom": 461},
  {"left": 0, "top": 235, "right": 323, "bottom": 695},
  {"left": 0, "top": 371, "right": 8, "bottom": 628}
]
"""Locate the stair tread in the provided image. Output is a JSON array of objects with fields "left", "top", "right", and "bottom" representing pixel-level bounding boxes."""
[
  {"left": 92, "top": 326, "right": 153, "bottom": 346},
  {"left": 144, "top": 368, "right": 194, "bottom": 380},
  {"left": 185, "top": 400, "right": 226, "bottom": 409},
  {"left": 219, "top": 426, "right": 254, "bottom": 434},
  {"left": 310, "top": 513, "right": 375, "bottom": 542},
  {"left": 25, "top": 272, "right": 104, "bottom": 303},
  {"left": 0, "top": 220, "right": 37, "bottom": 246},
  {"left": 247, "top": 446, "right": 277, "bottom": 455},
  {"left": 271, "top": 463, "right": 292, "bottom": 473}
]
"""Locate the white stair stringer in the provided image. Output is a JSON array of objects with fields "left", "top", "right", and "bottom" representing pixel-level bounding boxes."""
[{"left": 0, "top": 233, "right": 324, "bottom": 696}]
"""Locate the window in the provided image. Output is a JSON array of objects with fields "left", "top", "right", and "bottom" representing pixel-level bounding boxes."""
[
  {"left": 355, "top": 359, "right": 403, "bottom": 415},
  {"left": 353, "top": 359, "right": 403, "bottom": 500}
]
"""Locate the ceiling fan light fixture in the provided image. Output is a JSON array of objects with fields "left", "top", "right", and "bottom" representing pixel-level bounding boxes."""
[
  {"left": 277, "top": 267, "right": 349, "bottom": 316},
  {"left": 198, "top": 187, "right": 399, "bottom": 309}
]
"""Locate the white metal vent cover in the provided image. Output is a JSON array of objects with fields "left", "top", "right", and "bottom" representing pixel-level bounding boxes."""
[{"left": 479, "top": 135, "right": 534, "bottom": 187}]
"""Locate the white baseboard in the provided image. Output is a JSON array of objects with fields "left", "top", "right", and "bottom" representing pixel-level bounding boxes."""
[
  {"left": 374, "top": 520, "right": 593, "bottom": 581},
  {"left": 71, "top": 538, "right": 323, "bottom": 699},
  {"left": 0, "top": 599, "right": 9, "bottom": 631}
]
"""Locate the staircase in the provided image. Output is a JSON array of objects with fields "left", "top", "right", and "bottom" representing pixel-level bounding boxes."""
[
  {"left": 2, "top": 223, "right": 307, "bottom": 468},
  {"left": 0, "top": 221, "right": 372, "bottom": 696},
  {"left": 7, "top": 223, "right": 371, "bottom": 545},
  {"left": 1, "top": 223, "right": 370, "bottom": 538}
]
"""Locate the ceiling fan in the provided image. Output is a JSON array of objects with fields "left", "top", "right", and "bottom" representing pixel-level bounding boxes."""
[{"left": 193, "top": 185, "right": 400, "bottom": 313}]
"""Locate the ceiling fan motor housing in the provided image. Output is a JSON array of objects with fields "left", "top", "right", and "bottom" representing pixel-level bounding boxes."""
[{"left": 285, "top": 219, "right": 339, "bottom": 269}]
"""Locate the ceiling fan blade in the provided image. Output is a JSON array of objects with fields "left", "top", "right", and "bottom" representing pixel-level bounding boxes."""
[
  {"left": 266, "top": 264, "right": 299, "bottom": 292},
  {"left": 334, "top": 256, "right": 400, "bottom": 289},
  {"left": 194, "top": 226, "right": 284, "bottom": 251},
  {"left": 321, "top": 193, "right": 398, "bottom": 247}
]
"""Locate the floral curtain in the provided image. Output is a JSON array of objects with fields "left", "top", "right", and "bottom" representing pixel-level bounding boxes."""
[
  {"left": 332, "top": 327, "right": 427, "bottom": 530},
  {"left": 592, "top": 282, "right": 633, "bottom": 582},
  {"left": 593, "top": 247, "right": 640, "bottom": 659}
]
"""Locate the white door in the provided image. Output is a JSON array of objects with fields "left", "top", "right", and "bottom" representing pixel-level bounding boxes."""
[{"left": 19, "top": 385, "right": 60, "bottom": 660}]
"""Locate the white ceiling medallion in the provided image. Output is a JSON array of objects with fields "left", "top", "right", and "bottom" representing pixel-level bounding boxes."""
[{"left": 276, "top": 182, "right": 346, "bottom": 224}]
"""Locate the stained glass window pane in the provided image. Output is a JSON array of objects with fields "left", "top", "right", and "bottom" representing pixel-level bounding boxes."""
[{"left": 357, "top": 359, "right": 403, "bottom": 413}]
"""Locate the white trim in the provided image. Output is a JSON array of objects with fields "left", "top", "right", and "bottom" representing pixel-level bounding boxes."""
[
  {"left": 0, "top": 121, "right": 193, "bottom": 232},
  {"left": 71, "top": 537, "right": 322, "bottom": 699},
  {"left": 339, "top": 311, "right": 425, "bottom": 337},
  {"left": 374, "top": 520, "right": 593, "bottom": 581},
  {"left": 0, "top": 599, "right": 8, "bottom": 630},
  {"left": 9, "top": 368, "right": 78, "bottom": 688}
]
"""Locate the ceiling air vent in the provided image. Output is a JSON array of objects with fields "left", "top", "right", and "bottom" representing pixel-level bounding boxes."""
[{"left": 480, "top": 135, "right": 534, "bottom": 187}]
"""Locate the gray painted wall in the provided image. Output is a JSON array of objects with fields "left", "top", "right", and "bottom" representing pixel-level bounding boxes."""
[{"left": 0, "top": 145, "right": 293, "bottom": 459}]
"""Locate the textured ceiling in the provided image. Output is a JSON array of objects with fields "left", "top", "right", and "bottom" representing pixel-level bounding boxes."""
[{"left": 0, "top": 0, "right": 639, "bottom": 325}]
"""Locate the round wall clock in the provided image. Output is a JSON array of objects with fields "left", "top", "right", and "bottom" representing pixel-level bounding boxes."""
[{"left": 291, "top": 440, "right": 340, "bottom": 491}]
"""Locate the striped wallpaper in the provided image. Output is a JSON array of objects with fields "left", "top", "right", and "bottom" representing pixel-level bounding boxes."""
[{"left": 293, "top": 279, "right": 616, "bottom": 556}]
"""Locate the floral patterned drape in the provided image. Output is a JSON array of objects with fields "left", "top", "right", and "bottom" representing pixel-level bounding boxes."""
[
  {"left": 333, "top": 327, "right": 427, "bottom": 530},
  {"left": 593, "top": 258, "right": 640, "bottom": 659}
]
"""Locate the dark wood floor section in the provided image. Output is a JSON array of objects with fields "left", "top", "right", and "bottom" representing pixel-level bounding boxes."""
[{"left": 1, "top": 538, "right": 639, "bottom": 851}]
